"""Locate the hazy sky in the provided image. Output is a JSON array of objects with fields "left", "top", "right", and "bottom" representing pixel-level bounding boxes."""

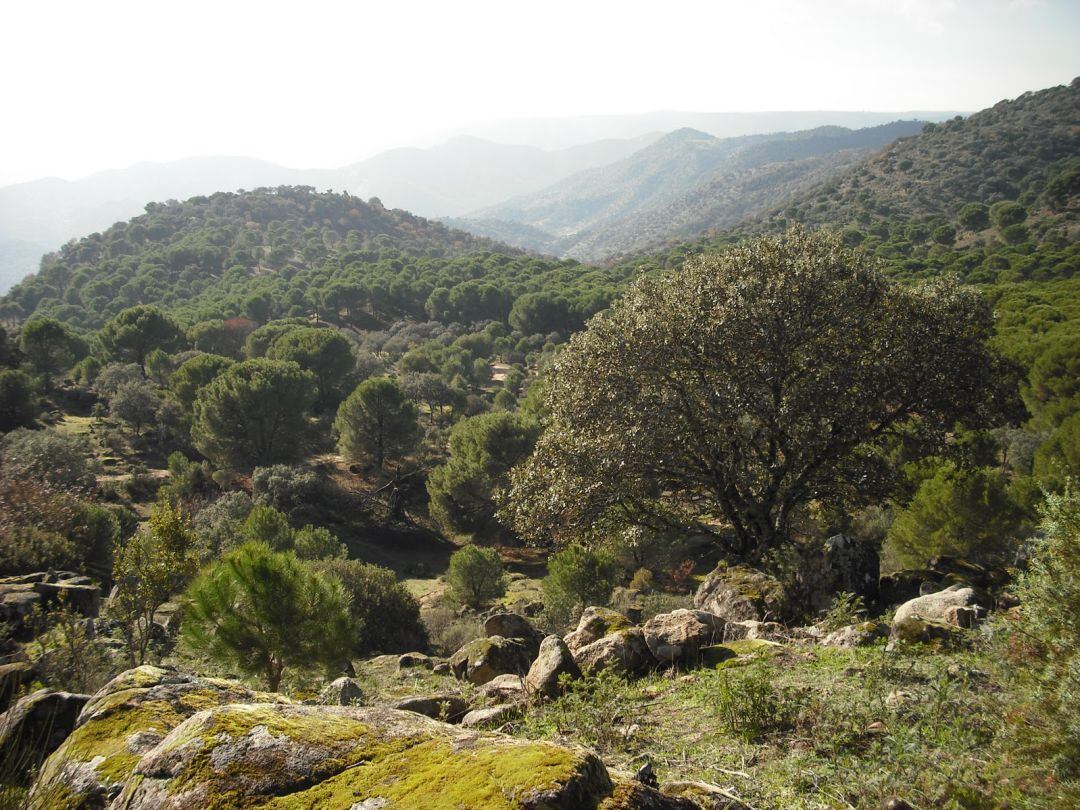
[{"left": 1, "top": 0, "right": 1077, "bottom": 186}]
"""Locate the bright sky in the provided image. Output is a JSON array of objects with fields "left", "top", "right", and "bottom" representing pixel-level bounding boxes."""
[{"left": 1, "top": 0, "right": 1077, "bottom": 186}]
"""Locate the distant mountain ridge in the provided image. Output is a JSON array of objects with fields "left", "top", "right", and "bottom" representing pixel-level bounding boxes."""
[{"left": 449, "top": 120, "right": 926, "bottom": 260}]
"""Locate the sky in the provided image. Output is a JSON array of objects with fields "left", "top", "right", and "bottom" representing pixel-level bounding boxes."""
[{"left": 0, "top": 0, "right": 1077, "bottom": 186}]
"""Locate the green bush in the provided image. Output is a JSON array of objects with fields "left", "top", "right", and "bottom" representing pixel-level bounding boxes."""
[
  {"left": 542, "top": 545, "right": 618, "bottom": 630},
  {"left": 445, "top": 545, "right": 506, "bottom": 608},
  {"left": 0, "top": 369, "right": 37, "bottom": 432},
  {"left": 885, "top": 460, "right": 1028, "bottom": 569},
  {"left": 312, "top": 558, "right": 427, "bottom": 654},
  {"left": 0, "top": 428, "right": 98, "bottom": 491}
]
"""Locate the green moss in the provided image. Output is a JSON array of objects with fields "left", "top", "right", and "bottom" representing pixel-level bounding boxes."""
[
  {"left": 717, "top": 639, "right": 781, "bottom": 657},
  {"left": 267, "top": 737, "right": 591, "bottom": 809}
]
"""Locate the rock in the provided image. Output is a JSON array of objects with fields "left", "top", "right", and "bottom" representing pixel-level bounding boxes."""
[
  {"left": 880, "top": 798, "right": 915, "bottom": 810},
  {"left": 892, "top": 585, "right": 986, "bottom": 628},
  {"left": 397, "top": 652, "right": 434, "bottom": 670},
  {"left": 698, "top": 645, "right": 739, "bottom": 668},
  {"left": 0, "top": 661, "right": 35, "bottom": 712},
  {"left": 30, "top": 665, "right": 289, "bottom": 808},
  {"left": 879, "top": 556, "right": 1008, "bottom": 606},
  {"left": 693, "top": 564, "right": 788, "bottom": 623},
  {"left": 460, "top": 703, "right": 520, "bottom": 728},
  {"left": 0, "top": 689, "right": 89, "bottom": 779},
  {"left": 574, "top": 627, "right": 656, "bottom": 676},
  {"left": 642, "top": 609, "right": 724, "bottom": 664},
  {"left": 392, "top": 693, "right": 469, "bottom": 722},
  {"left": 887, "top": 617, "right": 967, "bottom": 651},
  {"left": 600, "top": 779, "right": 704, "bottom": 808},
  {"left": 795, "top": 533, "right": 880, "bottom": 614},
  {"left": 108, "top": 703, "right": 615, "bottom": 808},
  {"left": 317, "top": 676, "right": 364, "bottom": 706},
  {"left": 0, "top": 586, "right": 42, "bottom": 639},
  {"left": 480, "top": 673, "right": 528, "bottom": 702},
  {"left": 151, "top": 601, "right": 184, "bottom": 635},
  {"left": 33, "top": 580, "right": 101, "bottom": 617},
  {"left": 449, "top": 635, "right": 532, "bottom": 685},
  {"left": 722, "top": 620, "right": 786, "bottom": 642},
  {"left": 433, "top": 661, "right": 451, "bottom": 675},
  {"left": 821, "top": 621, "right": 889, "bottom": 648},
  {"left": 484, "top": 611, "right": 537, "bottom": 641},
  {"left": 565, "top": 606, "right": 634, "bottom": 652},
  {"left": 526, "top": 635, "right": 581, "bottom": 698}
]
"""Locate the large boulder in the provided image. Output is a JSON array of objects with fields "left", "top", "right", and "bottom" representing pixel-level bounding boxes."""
[
  {"left": 449, "top": 635, "right": 533, "bottom": 685},
  {"left": 879, "top": 556, "right": 1008, "bottom": 607},
  {"left": 574, "top": 627, "right": 656, "bottom": 676},
  {"left": 891, "top": 585, "right": 986, "bottom": 629},
  {"left": 485, "top": 612, "right": 543, "bottom": 653},
  {"left": 693, "top": 564, "right": 788, "bottom": 623},
  {"left": 0, "top": 661, "right": 36, "bottom": 712},
  {"left": 33, "top": 580, "right": 101, "bottom": 618},
  {"left": 565, "top": 607, "right": 635, "bottom": 653},
  {"left": 0, "top": 688, "right": 89, "bottom": 778},
  {"left": 105, "top": 703, "right": 616, "bottom": 808},
  {"left": 821, "top": 621, "right": 890, "bottom": 648},
  {"left": 526, "top": 635, "right": 581, "bottom": 698},
  {"left": 642, "top": 610, "right": 724, "bottom": 665},
  {"left": 392, "top": 693, "right": 469, "bottom": 723},
  {"left": 30, "top": 666, "right": 288, "bottom": 808},
  {"left": 795, "top": 533, "right": 879, "bottom": 614},
  {"left": 460, "top": 703, "right": 520, "bottom": 728}
]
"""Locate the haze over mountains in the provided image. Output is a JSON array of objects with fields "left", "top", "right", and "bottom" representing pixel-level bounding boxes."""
[
  {"left": 450, "top": 121, "right": 927, "bottom": 260},
  {"left": 0, "top": 109, "right": 958, "bottom": 293}
]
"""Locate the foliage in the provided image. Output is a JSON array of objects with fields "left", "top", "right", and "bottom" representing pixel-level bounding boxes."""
[
  {"left": 293, "top": 525, "right": 347, "bottom": 560},
  {"left": 444, "top": 545, "right": 506, "bottom": 608},
  {"left": 885, "top": 460, "right": 1028, "bottom": 568},
  {"left": 170, "top": 353, "right": 234, "bottom": 410},
  {"left": 109, "top": 381, "right": 160, "bottom": 435},
  {"left": 251, "top": 464, "right": 321, "bottom": 515},
  {"left": 18, "top": 317, "right": 80, "bottom": 376},
  {"left": 92, "top": 362, "right": 144, "bottom": 398},
  {"left": 427, "top": 411, "right": 540, "bottom": 537},
  {"left": 159, "top": 451, "right": 216, "bottom": 504},
  {"left": 266, "top": 326, "right": 356, "bottom": 408},
  {"left": 998, "top": 484, "right": 1080, "bottom": 794},
  {"left": 1033, "top": 411, "right": 1080, "bottom": 492},
  {"left": 191, "top": 358, "right": 316, "bottom": 471},
  {"left": 0, "top": 427, "right": 98, "bottom": 490},
  {"left": 97, "top": 305, "right": 185, "bottom": 368},
  {"left": 190, "top": 491, "right": 253, "bottom": 559},
  {"left": 110, "top": 498, "right": 198, "bottom": 665},
  {"left": 0, "top": 369, "right": 37, "bottom": 432},
  {"left": 242, "top": 505, "right": 295, "bottom": 552},
  {"left": 182, "top": 542, "right": 353, "bottom": 690},
  {"left": 542, "top": 545, "right": 619, "bottom": 630},
  {"left": 334, "top": 376, "right": 419, "bottom": 468},
  {"left": 312, "top": 558, "right": 427, "bottom": 655},
  {"left": 819, "top": 591, "right": 867, "bottom": 631},
  {"left": 505, "top": 229, "right": 1002, "bottom": 558}
]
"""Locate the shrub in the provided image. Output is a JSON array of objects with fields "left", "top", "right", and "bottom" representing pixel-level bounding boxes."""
[
  {"left": 885, "top": 460, "right": 1028, "bottom": 569},
  {"left": 0, "top": 428, "right": 98, "bottom": 491},
  {"left": 542, "top": 545, "right": 618, "bottom": 630},
  {"left": 191, "top": 491, "right": 253, "bottom": 559},
  {"left": 997, "top": 485, "right": 1080, "bottom": 790},
  {"left": 334, "top": 376, "right": 419, "bottom": 469},
  {"left": 313, "top": 558, "right": 427, "bottom": 654},
  {"left": 710, "top": 662, "right": 802, "bottom": 741},
  {"left": 183, "top": 543, "right": 352, "bottom": 690},
  {"left": 628, "top": 567, "right": 654, "bottom": 592},
  {"left": 445, "top": 545, "right": 506, "bottom": 608},
  {"left": 293, "top": 525, "right": 346, "bottom": 560},
  {"left": 0, "top": 369, "right": 37, "bottom": 432},
  {"left": 252, "top": 464, "right": 320, "bottom": 515},
  {"left": 241, "top": 505, "right": 294, "bottom": 552}
]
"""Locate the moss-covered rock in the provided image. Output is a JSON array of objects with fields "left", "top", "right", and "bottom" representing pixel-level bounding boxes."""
[
  {"left": 114, "top": 703, "right": 615, "bottom": 809},
  {"left": 693, "top": 564, "right": 788, "bottom": 624},
  {"left": 30, "top": 666, "right": 288, "bottom": 809},
  {"left": 574, "top": 628, "right": 656, "bottom": 676},
  {"left": 565, "top": 607, "right": 633, "bottom": 653},
  {"left": 449, "top": 636, "right": 532, "bottom": 685}
]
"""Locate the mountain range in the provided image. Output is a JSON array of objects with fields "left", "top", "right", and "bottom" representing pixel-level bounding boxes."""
[{"left": 449, "top": 121, "right": 927, "bottom": 260}]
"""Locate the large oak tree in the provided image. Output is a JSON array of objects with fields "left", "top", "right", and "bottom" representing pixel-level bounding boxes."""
[{"left": 503, "top": 229, "right": 1005, "bottom": 558}]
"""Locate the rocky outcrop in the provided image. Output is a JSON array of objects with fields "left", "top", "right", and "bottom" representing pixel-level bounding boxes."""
[
  {"left": 480, "top": 673, "right": 529, "bottom": 702},
  {"left": 891, "top": 585, "right": 986, "bottom": 628},
  {"left": 31, "top": 665, "right": 288, "bottom": 807},
  {"left": 526, "top": 635, "right": 581, "bottom": 698},
  {"left": 460, "top": 703, "right": 520, "bottom": 728},
  {"left": 795, "top": 533, "right": 880, "bottom": 614},
  {"left": 485, "top": 612, "right": 543, "bottom": 655},
  {"left": 449, "top": 635, "right": 533, "bottom": 685},
  {"left": 879, "top": 556, "right": 1008, "bottom": 606},
  {"left": 574, "top": 627, "right": 656, "bottom": 676},
  {"left": 55, "top": 699, "right": 619, "bottom": 809},
  {"left": 0, "top": 688, "right": 89, "bottom": 777},
  {"left": 642, "top": 610, "right": 724, "bottom": 665},
  {"left": 565, "top": 607, "right": 634, "bottom": 653},
  {"left": 693, "top": 564, "right": 788, "bottom": 623},
  {"left": 887, "top": 617, "right": 968, "bottom": 651}
]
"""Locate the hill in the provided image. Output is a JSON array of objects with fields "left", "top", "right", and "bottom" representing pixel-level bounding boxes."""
[
  {"left": 452, "top": 121, "right": 925, "bottom": 260},
  {"left": 0, "top": 135, "right": 656, "bottom": 294},
  {"left": 0, "top": 187, "right": 531, "bottom": 330}
]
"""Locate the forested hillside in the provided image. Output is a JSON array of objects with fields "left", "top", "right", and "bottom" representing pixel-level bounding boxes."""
[{"left": 453, "top": 121, "right": 925, "bottom": 260}]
